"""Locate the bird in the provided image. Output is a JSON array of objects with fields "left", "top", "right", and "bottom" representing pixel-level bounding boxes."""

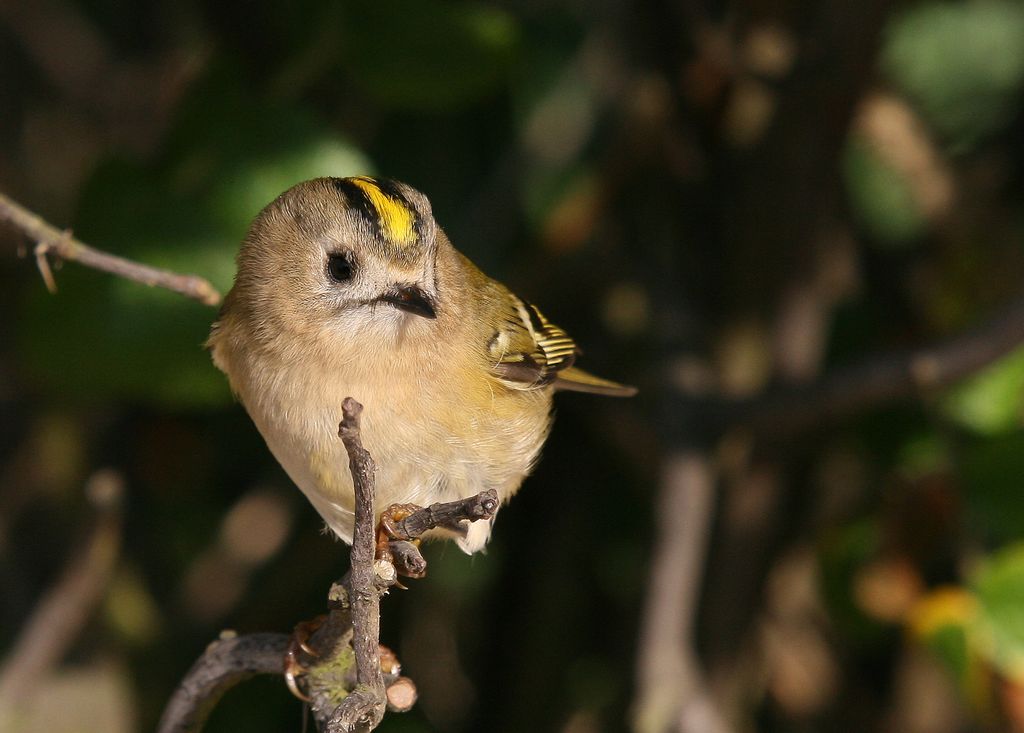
[{"left": 208, "top": 176, "right": 635, "bottom": 555}]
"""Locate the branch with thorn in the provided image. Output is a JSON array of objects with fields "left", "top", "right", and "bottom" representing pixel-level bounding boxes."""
[{"left": 157, "top": 398, "right": 498, "bottom": 733}]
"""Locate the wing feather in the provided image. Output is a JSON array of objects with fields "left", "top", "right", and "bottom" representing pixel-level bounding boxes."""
[{"left": 487, "top": 293, "right": 635, "bottom": 396}]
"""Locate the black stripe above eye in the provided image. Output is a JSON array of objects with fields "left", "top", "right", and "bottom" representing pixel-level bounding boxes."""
[
  {"left": 331, "top": 177, "right": 428, "bottom": 247},
  {"left": 331, "top": 178, "right": 380, "bottom": 231}
]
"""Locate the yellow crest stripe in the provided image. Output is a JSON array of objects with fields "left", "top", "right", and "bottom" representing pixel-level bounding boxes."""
[{"left": 350, "top": 177, "right": 417, "bottom": 246}]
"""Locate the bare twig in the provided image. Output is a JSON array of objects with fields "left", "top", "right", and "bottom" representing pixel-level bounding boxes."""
[
  {"left": 633, "top": 453, "right": 732, "bottom": 733},
  {"left": 0, "top": 191, "right": 222, "bottom": 306},
  {"left": 156, "top": 633, "right": 291, "bottom": 733},
  {"left": 716, "top": 292, "right": 1024, "bottom": 435},
  {"left": 0, "top": 470, "right": 125, "bottom": 705},
  {"left": 327, "top": 397, "right": 386, "bottom": 732},
  {"left": 156, "top": 400, "right": 498, "bottom": 733},
  {"left": 390, "top": 490, "right": 499, "bottom": 540},
  {"left": 388, "top": 540, "right": 428, "bottom": 579}
]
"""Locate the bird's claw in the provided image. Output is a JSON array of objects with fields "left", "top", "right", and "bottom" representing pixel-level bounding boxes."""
[
  {"left": 283, "top": 615, "right": 326, "bottom": 701},
  {"left": 376, "top": 503, "right": 424, "bottom": 569}
]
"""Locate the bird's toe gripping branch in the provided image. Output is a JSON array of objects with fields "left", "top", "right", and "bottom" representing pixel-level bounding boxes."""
[
  {"left": 281, "top": 489, "right": 501, "bottom": 705},
  {"left": 375, "top": 491, "right": 500, "bottom": 578}
]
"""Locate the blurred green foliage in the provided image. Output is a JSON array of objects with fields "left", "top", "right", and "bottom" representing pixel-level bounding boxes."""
[
  {"left": 337, "top": 0, "right": 518, "bottom": 110},
  {"left": 944, "top": 345, "right": 1024, "bottom": 435},
  {"left": 975, "top": 544, "right": 1024, "bottom": 677},
  {"left": 18, "top": 72, "right": 373, "bottom": 407},
  {"left": 909, "top": 544, "right": 1024, "bottom": 715},
  {"left": 3, "top": 0, "right": 1024, "bottom": 732},
  {"left": 844, "top": 136, "right": 927, "bottom": 246},
  {"left": 883, "top": 0, "right": 1024, "bottom": 150}
]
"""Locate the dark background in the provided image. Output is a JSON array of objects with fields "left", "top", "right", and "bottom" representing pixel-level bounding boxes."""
[{"left": 3, "top": 1, "right": 1024, "bottom": 731}]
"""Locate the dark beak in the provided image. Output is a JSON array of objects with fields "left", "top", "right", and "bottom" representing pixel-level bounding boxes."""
[{"left": 379, "top": 285, "right": 437, "bottom": 319}]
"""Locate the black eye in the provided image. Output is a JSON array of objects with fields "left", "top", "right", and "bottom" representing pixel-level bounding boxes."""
[{"left": 327, "top": 253, "right": 355, "bottom": 282}]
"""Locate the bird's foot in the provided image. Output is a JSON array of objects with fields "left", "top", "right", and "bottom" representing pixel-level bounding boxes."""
[
  {"left": 284, "top": 617, "right": 410, "bottom": 705},
  {"left": 283, "top": 615, "right": 326, "bottom": 701},
  {"left": 377, "top": 503, "right": 422, "bottom": 543},
  {"left": 372, "top": 492, "right": 500, "bottom": 579},
  {"left": 374, "top": 503, "right": 421, "bottom": 561},
  {"left": 376, "top": 503, "right": 427, "bottom": 579}
]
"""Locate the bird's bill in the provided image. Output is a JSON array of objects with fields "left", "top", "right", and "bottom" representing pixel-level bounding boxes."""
[{"left": 379, "top": 285, "right": 437, "bottom": 319}]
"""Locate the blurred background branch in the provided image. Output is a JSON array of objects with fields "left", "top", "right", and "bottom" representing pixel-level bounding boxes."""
[
  {"left": 635, "top": 452, "right": 729, "bottom": 733},
  {"left": 715, "top": 290, "right": 1024, "bottom": 436},
  {"left": 155, "top": 632, "right": 289, "bottom": 733},
  {"left": 0, "top": 470, "right": 124, "bottom": 713},
  {"left": 5, "top": 0, "right": 1024, "bottom": 731}
]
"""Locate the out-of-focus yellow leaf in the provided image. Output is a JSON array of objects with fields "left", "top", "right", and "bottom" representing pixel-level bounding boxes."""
[{"left": 908, "top": 587, "right": 989, "bottom": 709}]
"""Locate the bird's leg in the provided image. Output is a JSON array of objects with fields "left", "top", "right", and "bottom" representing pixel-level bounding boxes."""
[
  {"left": 374, "top": 492, "right": 500, "bottom": 578},
  {"left": 283, "top": 615, "right": 326, "bottom": 701},
  {"left": 378, "top": 503, "right": 422, "bottom": 542},
  {"left": 376, "top": 503, "right": 423, "bottom": 562}
]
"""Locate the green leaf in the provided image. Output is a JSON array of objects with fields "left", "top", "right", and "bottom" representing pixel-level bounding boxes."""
[
  {"left": 882, "top": 0, "right": 1024, "bottom": 150},
  {"left": 973, "top": 543, "right": 1024, "bottom": 678},
  {"left": 843, "top": 135, "right": 926, "bottom": 247},
  {"left": 207, "top": 135, "right": 372, "bottom": 235},
  {"left": 19, "top": 266, "right": 228, "bottom": 409},
  {"left": 942, "top": 345, "right": 1024, "bottom": 434}
]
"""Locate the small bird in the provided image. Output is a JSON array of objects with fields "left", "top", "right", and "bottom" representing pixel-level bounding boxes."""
[{"left": 208, "top": 176, "right": 635, "bottom": 554}]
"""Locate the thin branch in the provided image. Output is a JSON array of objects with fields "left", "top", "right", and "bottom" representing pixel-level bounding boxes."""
[
  {"left": 156, "top": 399, "right": 497, "bottom": 733},
  {"left": 156, "top": 633, "right": 291, "bottom": 733},
  {"left": 633, "top": 453, "right": 732, "bottom": 733},
  {"left": 0, "top": 191, "right": 222, "bottom": 306},
  {"left": 390, "top": 490, "right": 499, "bottom": 540},
  {"left": 327, "top": 397, "right": 386, "bottom": 732},
  {"left": 388, "top": 540, "right": 428, "bottom": 579},
  {"left": 709, "top": 292, "right": 1024, "bottom": 435},
  {"left": 0, "top": 469, "right": 125, "bottom": 705}
]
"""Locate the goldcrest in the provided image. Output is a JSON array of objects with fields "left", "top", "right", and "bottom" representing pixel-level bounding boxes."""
[{"left": 208, "top": 177, "right": 634, "bottom": 553}]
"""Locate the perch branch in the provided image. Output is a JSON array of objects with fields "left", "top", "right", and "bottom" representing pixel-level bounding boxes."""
[
  {"left": 0, "top": 469, "right": 125, "bottom": 705},
  {"left": 388, "top": 490, "right": 499, "bottom": 541},
  {"left": 322, "top": 397, "right": 387, "bottom": 732},
  {"left": 157, "top": 398, "right": 496, "bottom": 733},
  {"left": 0, "top": 191, "right": 221, "bottom": 306},
  {"left": 156, "top": 633, "right": 291, "bottom": 733}
]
